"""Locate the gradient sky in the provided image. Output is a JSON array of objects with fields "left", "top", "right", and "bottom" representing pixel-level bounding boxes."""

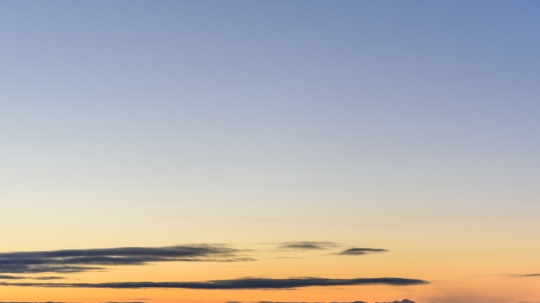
[{"left": 1, "top": 1, "right": 539, "bottom": 303}]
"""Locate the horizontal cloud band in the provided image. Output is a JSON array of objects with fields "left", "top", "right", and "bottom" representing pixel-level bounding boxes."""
[
  {"left": 277, "top": 242, "right": 339, "bottom": 250},
  {"left": 0, "top": 277, "right": 428, "bottom": 289},
  {"left": 0, "top": 245, "right": 251, "bottom": 274},
  {"left": 509, "top": 273, "right": 540, "bottom": 278},
  {"left": 337, "top": 248, "right": 389, "bottom": 255}
]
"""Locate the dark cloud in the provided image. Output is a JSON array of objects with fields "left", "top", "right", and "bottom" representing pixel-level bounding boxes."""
[
  {"left": 33, "top": 276, "right": 65, "bottom": 280},
  {"left": 277, "top": 242, "right": 339, "bottom": 250},
  {"left": 336, "top": 248, "right": 388, "bottom": 255},
  {"left": 0, "top": 245, "right": 252, "bottom": 274},
  {"left": 0, "top": 275, "right": 25, "bottom": 280},
  {"left": 0, "top": 277, "right": 428, "bottom": 289}
]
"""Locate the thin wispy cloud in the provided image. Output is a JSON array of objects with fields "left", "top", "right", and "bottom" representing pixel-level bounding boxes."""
[
  {"left": 0, "top": 275, "right": 64, "bottom": 280},
  {"left": 0, "top": 245, "right": 252, "bottom": 274},
  {"left": 277, "top": 242, "right": 339, "bottom": 251},
  {"left": 0, "top": 277, "right": 428, "bottom": 289},
  {"left": 508, "top": 273, "right": 540, "bottom": 278},
  {"left": 336, "top": 248, "right": 388, "bottom": 255},
  {"left": 33, "top": 276, "right": 65, "bottom": 280}
]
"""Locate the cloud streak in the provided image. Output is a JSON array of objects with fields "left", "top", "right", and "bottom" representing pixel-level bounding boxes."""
[
  {"left": 0, "top": 275, "right": 64, "bottom": 280},
  {"left": 0, "top": 245, "right": 251, "bottom": 274},
  {"left": 508, "top": 273, "right": 540, "bottom": 278},
  {"left": 0, "top": 275, "right": 25, "bottom": 280},
  {"left": 0, "top": 277, "right": 428, "bottom": 289},
  {"left": 336, "top": 248, "right": 388, "bottom": 255},
  {"left": 277, "top": 242, "right": 339, "bottom": 251},
  {"left": 33, "top": 276, "right": 65, "bottom": 280}
]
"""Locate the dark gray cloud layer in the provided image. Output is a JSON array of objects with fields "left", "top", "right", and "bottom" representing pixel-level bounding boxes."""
[
  {"left": 0, "top": 245, "right": 250, "bottom": 274},
  {"left": 337, "top": 248, "right": 388, "bottom": 255},
  {"left": 0, "top": 275, "right": 25, "bottom": 280},
  {"left": 277, "top": 242, "right": 339, "bottom": 250},
  {"left": 0, "top": 277, "right": 427, "bottom": 289}
]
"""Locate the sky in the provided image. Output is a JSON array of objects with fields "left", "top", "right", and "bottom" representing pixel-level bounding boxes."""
[{"left": 1, "top": 1, "right": 539, "bottom": 303}]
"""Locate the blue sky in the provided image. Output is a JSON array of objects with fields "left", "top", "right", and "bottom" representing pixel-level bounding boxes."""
[
  {"left": 2, "top": 0, "right": 539, "bottom": 220},
  {"left": 2, "top": 0, "right": 540, "bottom": 238}
]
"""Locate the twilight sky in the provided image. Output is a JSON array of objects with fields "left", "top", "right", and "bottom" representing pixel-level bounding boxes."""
[{"left": 1, "top": 1, "right": 539, "bottom": 303}]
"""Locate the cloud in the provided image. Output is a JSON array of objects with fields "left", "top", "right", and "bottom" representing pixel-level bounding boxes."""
[
  {"left": 0, "top": 275, "right": 25, "bottom": 280},
  {"left": 508, "top": 273, "right": 540, "bottom": 277},
  {"left": 0, "top": 245, "right": 252, "bottom": 274},
  {"left": 0, "top": 277, "right": 427, "bottom": 289},
  {"left": 336, "top": 248, "right": 388, "bottom": 255},
  {"left": 0, "top": 275, "right": 64, "bottom": 280},
  {"left": 374, "top": 300, "right": 415, "bottom": 303},
  {"left": 277, "top": 242, "right": 339, "bottom": 250},
  {"left": 33, "top": 276, "right": 65, "bottom": 280}
]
